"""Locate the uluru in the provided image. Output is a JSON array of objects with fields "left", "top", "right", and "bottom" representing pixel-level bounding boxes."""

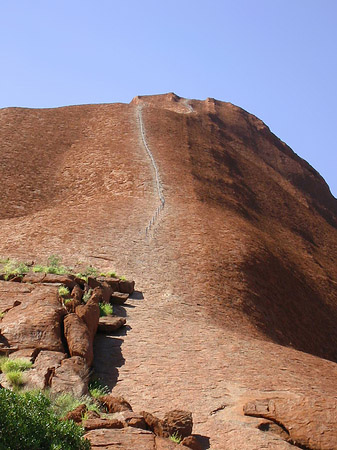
[{"left": 0, "top": 93, "right": 336, "bottom": 449}]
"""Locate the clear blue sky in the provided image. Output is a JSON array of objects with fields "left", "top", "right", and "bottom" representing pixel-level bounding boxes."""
[{"left": 1, "top": 0, "right": 336, "bottom": 197}]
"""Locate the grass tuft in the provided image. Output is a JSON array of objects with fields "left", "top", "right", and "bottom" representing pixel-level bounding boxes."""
[
  {"left": 88, "top": 379, "right": 110, "bottom": 398},
  {"left": 99, "top": 303, "right": 113, "bottom": 317},
  {"left": 169, "top": 432, "right": 183, "bottom": 444}
]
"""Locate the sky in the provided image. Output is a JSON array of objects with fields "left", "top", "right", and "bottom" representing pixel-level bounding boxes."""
[{"left": 1, "top": 0, "right": 336, "bottom": 196}]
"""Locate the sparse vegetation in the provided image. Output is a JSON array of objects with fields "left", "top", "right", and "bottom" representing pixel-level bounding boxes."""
[
  {"left": 0, "top": 389, "right": 91, "bottom": 449},
  {"left": 50, "top": 392, "right": 100, "bottom": 417},
  {"left": 99, "top": 303, "right": 113, "bottom": 317},
  {"left": 0, "top": 357, "right": 33, "bottom": 390},
  {"left": 0, "top": 256, "right": 123, "bottom": 287},
  {"left": 169, "top": 432, "right": 183, "bottom": 444},
  {"left": 88, "top": 379, "right": 109, "bottom": 398},
  {"left": 82, "top": 288, "right": 92, "bottom": 303},
  {"left": 58, "top": 286, "right": 70, "bottom": 298},
  {"left": 0, "top": 259, "right": 29, "bottom": 280}
]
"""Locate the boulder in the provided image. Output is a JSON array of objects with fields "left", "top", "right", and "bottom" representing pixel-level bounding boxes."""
[
  {"left": 84, "top": 427, "right": 156, "bottom": 450},
  {"left": 110, "top": 292, "right": 129, "bottom": 305},
  {"left": 64, "top": 404, "right": 87, "bottom": 423},
  {"left": 25, "top": 350, "right": 66, "bottom": 389},
  {"left": 181, "top": 436, "right": 203, "bottom": 450},
  {"left": 142, "top": 411, "right": 166, "bottom": 437},
  {"left": 65, "top": 298, "right": 81, "bottom": 313},
  {"left": 63, "top": 314, "right": 93, "bottom": 365},
  {"left": 118, "top": 279, "right": 135, "bottom": 294},
  {"left": 99, "top": 395, "right": 133, "bottom": 413},
  {"left": 243, "top": 396, "right": 337, "bottom": 450},
  {"left": 8, "top": 348, "right": 39, "bottom": 362},
  {"left": 163, "top": 410, "right": 193, "bottom": 439},
  {"left": 97, "top": 316, "right": 126, "bottom": 334},
  {"left": 51, "top": 356, "right": 89, "bottom": 396},
  {"left": 22, "top": 273, "right": 46, "bottom": 284},
  {"left": 87, "top": 279, "right": 112, "bottom": 303},
  {"left": 75, "top": 298, "right": 100, "bottom": 339},
  {"left": 87, "top": 277, "right": 100, "bottom": 289},
  {"left": 71, "top": 284, "right": 83, "bottom": 301},
  {"left": 0, "top": 284, "right": 66, "bottom": 352},
  {"left": 83, "top": 418, "right": 124, "bottom": 431},
  {"left": 112, "top": 411, "right": 147, "bottom": 430},
  {"left": 89, "top": 287, "right": 105, "bottom": 304},
  {"left": 97, "top": 277, "right": 120, "bottom": 291},
  {"left": 42, "top": 274, "right": 77, "bottom": 289}
]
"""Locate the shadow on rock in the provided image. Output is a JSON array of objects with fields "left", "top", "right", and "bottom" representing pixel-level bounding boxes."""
[{"left": 93, "top": 335, "right": 125, "bottom": 390}]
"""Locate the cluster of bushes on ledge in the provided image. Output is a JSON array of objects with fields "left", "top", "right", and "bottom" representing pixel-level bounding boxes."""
[{"left": 0, "top": 255, "right": 125, "bottom": 283}]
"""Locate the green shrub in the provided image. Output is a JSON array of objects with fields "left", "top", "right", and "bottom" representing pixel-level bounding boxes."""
[
  {"left": 5, "top": 371, "right": 23, "bottom": 388},
  {"left": 83, "top": 266, "right": 98, "bottom": 277},
  {"left": 101, "top": 270, "right": 117, "bottom": 278},
  {"left": 0, "top": 389, "right": 91, "bottom": 449},
  {"left": 1, "top": 259, "right": 29, "bottom": 279},
  {"left": 169, "top": 432, "right": 182, "bottom": 443},
  {"left": 0, "top": 357, "right": 32, "bottom": 390},
  {"left": 99, "top": 303, "right": 113, "bottom": 317},
  {"left": 82, "top": 289, "right": 92, "bottom": 303},
  {"left": 58, "top": 286, "right": 70, "bottom": 298},
  {"left": 51, "top": 392, "right": 99, "bottom": 418},
  {"left": 0, "top": 357, "right": 32, "bottom": 374},
  {"left": 88, "top": 380, "right": 109, "bottom": 398}
]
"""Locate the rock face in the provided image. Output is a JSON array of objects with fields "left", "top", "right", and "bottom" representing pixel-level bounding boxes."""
[
  {"left": 1, "top": 94, "right": 337, "bottom": 448},
  {"left": 0, "top": 282, "right": 65, "bottom": 352},
  {"left": 85, "top": 428, "right": 157, "bottom": 450},
  {"left": 243, "top": 396, "right": 337, "bottom": 449}
]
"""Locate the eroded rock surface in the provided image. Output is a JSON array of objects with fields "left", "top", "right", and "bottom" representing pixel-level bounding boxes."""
[
  {"left": 244, "top": 396, "right": 337, "bottom": 449},
  {"left": 85, "top": 427, "right": 156, "bottom": 450},
  {"left": 0, "top": 282, "right": 65, "bottom": 352}
]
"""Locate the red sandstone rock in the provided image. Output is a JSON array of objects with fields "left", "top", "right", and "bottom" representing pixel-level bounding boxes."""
[
  {"left": 51, "top": 356, "right": 89, "bottom": 396},
  {"left": 63, "top": 314, "right": 93, "bottom": 365},
  {"left": 64, "top": 404, "right": 87, "bottom": 423},
  {"left": 163, "top": 410, "right": 193, "bottom": 439},
  {"left": 155, "top": 437, "right": 189, "bottom": 449},
  {"left": 85, "top": 427, "right": 156, "bottom": 449},
  {"left": 65, "top": 298, "right": 81, "bottom": 313},
  {"left": 8, "top": 348, "right": 39, "bottom": 362},
  {"left": 97, "top": 316, "right": 126, "bottom": 334},
  {"left": 142, "top": 411, "right": 167, "bottom": 437},
  {"left": 21, "top": 273, "right": 46, "bottom": 284},
  {"left": 83, "top": 418, "right": 124, "bottom": 431},
  {"left": 243, "top": 396, "right": 337, "bottom": 449},
  {"left": 99, "top": 395, "right": 133, "bottom": 413},
  {"left": 98, "top": 277, "right": 120, "bottom": 291},
  {"left": 181, "top": 436, "right": 202, "bottom": 450},
  {"left": 110, "top": 292, "right": 129, "bottom": 305},
  {"left": 2, "top": 96, "right": 337, "bottom": 449},
  {"left": 75, "top": 298, "right": 100, "bottom": 338},
  {"left": 0, "top": 283, "right": 65, "bottom": 352},
  {"left": 118, "top": 279, "right": 135, "bottom": 294},
  {"left": 71, "top": 284, "right": 83, "bottom": 301},
  {"left": 25, "top": 350, "right": 66, "bottom": 389}
]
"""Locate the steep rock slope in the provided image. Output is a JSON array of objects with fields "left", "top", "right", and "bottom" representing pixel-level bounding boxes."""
[{"left": 1, "top": 94, "right": 337, "bottom": 449}]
